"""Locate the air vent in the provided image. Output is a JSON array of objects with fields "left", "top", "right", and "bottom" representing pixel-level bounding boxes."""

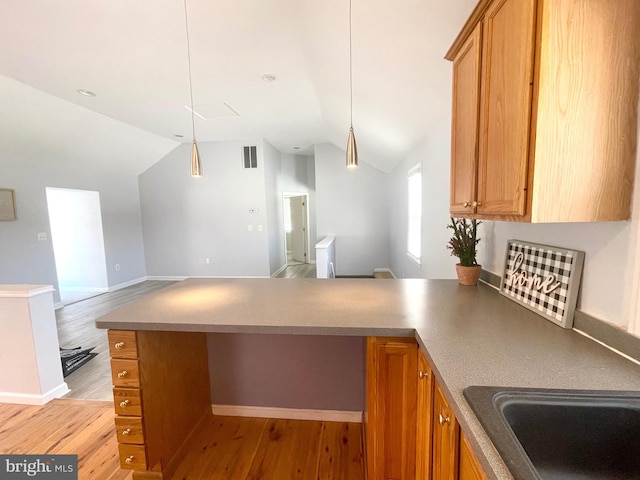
[{"left": 243, "top": 146, "right": 258, "bottom": 169}]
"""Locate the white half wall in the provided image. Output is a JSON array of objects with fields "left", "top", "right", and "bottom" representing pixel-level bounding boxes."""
[{"left": 315, "top": 143, "right": 389, "bottom": 275}]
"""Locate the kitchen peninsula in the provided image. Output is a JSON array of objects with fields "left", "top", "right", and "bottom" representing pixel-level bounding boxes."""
[{"left": 96, "top": 278, "right": 640, "bottom": 480}]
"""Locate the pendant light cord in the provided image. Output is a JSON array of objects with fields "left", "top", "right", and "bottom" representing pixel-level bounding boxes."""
[
  {"left": 349, "top": 0, "right": 353, "bottom": 128},
  {"left": 184, "top": 0, "right": 196, "bottom": 142}
]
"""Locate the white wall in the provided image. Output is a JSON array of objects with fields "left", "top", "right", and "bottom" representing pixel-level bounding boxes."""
[
  {"left": 46, "top": 188, "right": 109, "bottom": 291},
  {"left": 139, "top": 140, "right": 271, "bottom": 277},
  {"left": 388, "top": 131, "right": 458, "bottom": 280},
  {"left": 263, "top": 142, "right": 284, "bottom": 275},
  {"left": 315, "top": 143, "right": 389, "bottom": 275},
  {"left": 0, "top": 152, "right": 150, "bottom": 303}
]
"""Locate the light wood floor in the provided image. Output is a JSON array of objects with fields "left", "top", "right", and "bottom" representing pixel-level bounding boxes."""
[
  {"left": 0, "top": 400, "right": 363, "bottom": 480},
  {"left": 56, "top": 281, "right": 176, "bottom": 400},
  {"left": 0, "top": 399, "right": 131, "bottom": 480},
  {"left": 171, "top": 415, "right": 363, "bottom": 479}
]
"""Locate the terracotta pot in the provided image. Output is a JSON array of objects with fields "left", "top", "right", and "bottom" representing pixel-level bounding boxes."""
[{"left": 455, "top": 264, "right": 482, "bottom": 286}]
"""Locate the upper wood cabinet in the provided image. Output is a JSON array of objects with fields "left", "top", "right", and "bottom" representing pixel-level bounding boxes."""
[
  {"left": 366, "top": 337, "right": 418, "bottom": 480},
  {"left": 447, "top": 0, "right": 640, "bottom": 222}
]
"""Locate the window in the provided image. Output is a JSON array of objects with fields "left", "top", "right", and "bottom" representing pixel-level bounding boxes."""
[{"left": 407, "top": 163, "right": 422, "bottom": 264}]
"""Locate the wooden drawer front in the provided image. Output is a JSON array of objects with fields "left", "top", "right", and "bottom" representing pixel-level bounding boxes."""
[
  {"left": 108, "top": 330, "right": 138, "bottom": 359},
  {"left": 115, "top": 416, "right": 145, "bottom": 445},
  {"left": 118, "top": 444, "right": 147, "bottom": 471},
  {"left": 113, "top": 388, "right": 142, "bottom": 416},
  {"left": 111, "top": 359, "right": 140, "bottom": 388}
]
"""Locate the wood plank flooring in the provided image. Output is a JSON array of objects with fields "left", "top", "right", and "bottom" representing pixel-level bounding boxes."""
[
  {"left": 0, "top": 400, "right": 363, "bottom": 480},
  {"left": 275, "top": 264, "right": 317, "bottom": 278},
  {"left": 56, "top": 281, "right": 176, "bottom": 400},
  {"left": 0, "top": 399, "right": 131, "bottom": 480},
  {"left": 169, "top": 415, "right": 364, "bottom": 480}
]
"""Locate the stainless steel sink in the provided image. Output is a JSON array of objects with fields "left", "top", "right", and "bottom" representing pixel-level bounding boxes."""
[{"left": 463, "top": 386, "right": 640, "bottom": 480}]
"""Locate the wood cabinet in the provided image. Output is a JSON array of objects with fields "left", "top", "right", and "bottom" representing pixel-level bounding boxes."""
[
  {"left": 459, "top": 432, "right": 487, "bottom": 480},
  {"left": 416, "top": 350, "right": 434, "bottom": 480},
  {"left": 366, "top": 337, "right": 418, "bottom": 480},
  {"left": 108, "top": 330, "right": 211, "bottom": 479},
  {"left": 432, "top": 382, "right": 459, "bottom": 480},
  {"left": 447, "top": 0, "right": 640, "bottom": 222}
]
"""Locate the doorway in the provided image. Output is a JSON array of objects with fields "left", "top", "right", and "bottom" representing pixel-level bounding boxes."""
[
  {"left": 46, "top": 187, "right": 109, "bottom": 305},
  {"left": 283, "top": 193, "right": 309, "bottom": 266}
]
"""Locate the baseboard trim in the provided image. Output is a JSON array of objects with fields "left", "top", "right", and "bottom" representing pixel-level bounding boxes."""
[
  {"left": 54, "top": 302, "right": 65, "bottom": 310},
  {"left": 146, "top": 276, "right": 188, "bottom": 281},
  {"left": 373, "top": 268, "right": 397, "bottom": 279},
  {"left": 271, "top": 264, "right": 288, "bottom": 278},
  {"left": 211, "top": 405, "right": 362, "bottom": 423},
  {"left": 0, "top": 382, "right": 70, "bottom": 405},
  {"left": 108, "top": 276, "right": 147, "bottom": 292},
  {"left": 59, "top": 287, "right": 108, "bottom": 294}
]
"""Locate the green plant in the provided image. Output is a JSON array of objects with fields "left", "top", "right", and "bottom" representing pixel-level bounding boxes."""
[{"left": 447, "top": 218, "right": 481, "bottom": 267}]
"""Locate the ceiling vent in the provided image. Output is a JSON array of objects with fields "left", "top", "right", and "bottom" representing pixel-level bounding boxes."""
[{"left": 243, "top": 146, "right": 258, "bottom": 169}]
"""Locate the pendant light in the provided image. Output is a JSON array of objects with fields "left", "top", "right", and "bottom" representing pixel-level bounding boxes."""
[
  {"left": 184, "top": 0, "right": 202, "bottom": 177},
  {"left": 346, "top": 0, "right": 358, "bottom": 169}
]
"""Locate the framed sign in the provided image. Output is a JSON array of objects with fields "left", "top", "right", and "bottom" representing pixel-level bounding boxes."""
[
  {"left": 500, "top": 240, "right": 584, "bottom": 329},
  {"left": 0, "top": 189, "right": 16, "bottom": 221}
]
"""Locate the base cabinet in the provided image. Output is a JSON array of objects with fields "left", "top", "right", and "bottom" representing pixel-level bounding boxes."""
[
  {"left": 432, "top": 383, "right": 459, "bottom": 480},
  {"left": 459, "top": 433, "right": 487, "bottom": 480},
  {"left": 367, "top": 337, "right": 488, "bottom": 480},
  {"left": 366, "top": 337, "right": 418, "bottom": 480},
  {"left": 416, "top": 350, "right": 434, "bottom": 479}
]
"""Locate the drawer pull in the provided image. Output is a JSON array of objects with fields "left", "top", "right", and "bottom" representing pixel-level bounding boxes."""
[
  {"left": 122, "top": 428, "right": 132, "bottom": 436},
  {"left": 418, "top": 370, "right": 428, "bottom": 379},
  {"left": 125, "top": 456, "right": 135, "bottom": 464},
  {"left": 438, "top": 414, "right": 451, "bottom": 426},
  {"left": 117, "top": 370, "right": 128, "bottom": 378},
  {"left": 114, "top": 341, "right": 125, "bottom": 349},
  {"left": 119, "top": 400, "right": 130, "bottom": 407}
]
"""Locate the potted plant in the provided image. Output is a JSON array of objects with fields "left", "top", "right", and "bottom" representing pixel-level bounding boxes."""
[{"left": 447, "top": 217, "right": 482, "bottom": 286}]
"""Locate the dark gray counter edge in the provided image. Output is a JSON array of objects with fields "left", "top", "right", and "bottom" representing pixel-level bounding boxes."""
[{"left": 481, "top": 269, "right": 640, "bottom": 364}]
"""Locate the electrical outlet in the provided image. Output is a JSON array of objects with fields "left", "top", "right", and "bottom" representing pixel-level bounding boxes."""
[
  {"left": 37, "top": 232, "right": 47, "bottom": 241},
  {"left": 257, "top": 225, "right": 263, "bottom": 232},
  {"left": 205, "top": 257, "right": 210, "bottom": 264},
  {"left": 248, "top": 225, "right": 253, "bottom": 231},
  {"left": 199, "top": 258, "right": 205, "bottom": 264},
  {"left": 115, "top": 264, "right": 121, "bottom": 271},
  {"left": 249, "top": 208, "right": 259, "bottom": 214}
]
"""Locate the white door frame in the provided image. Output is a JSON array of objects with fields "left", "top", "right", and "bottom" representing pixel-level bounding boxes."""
[{"left": 282, "top": 192, "right": 310, "bottom": 265}]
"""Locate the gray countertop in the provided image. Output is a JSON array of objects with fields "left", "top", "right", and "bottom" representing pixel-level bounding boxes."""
[{"left": 95, "top": 278, "right": 640, "bottom": 480}]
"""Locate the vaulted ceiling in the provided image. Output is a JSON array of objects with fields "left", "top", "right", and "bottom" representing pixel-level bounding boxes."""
[{"left": 0, "top": 0, "right": 476, "bottom": 173}]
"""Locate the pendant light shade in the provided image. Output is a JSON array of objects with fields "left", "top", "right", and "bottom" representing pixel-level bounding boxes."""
[
  {"left": 184, "top": 0, "right": 202, "bottom": 178},
  {"left": 345, "top": 0, "right": 357, "bottom": 169},
  {"left": 190, "top": 140, "right": 202, "bottom": 177},
  {"left": 346, "top": 127, "right": 358, "bottom": 169}
]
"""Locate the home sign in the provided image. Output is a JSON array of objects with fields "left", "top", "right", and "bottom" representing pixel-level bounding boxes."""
[{"left": 500, "top": 240, "right": 584, "bottom": 329}]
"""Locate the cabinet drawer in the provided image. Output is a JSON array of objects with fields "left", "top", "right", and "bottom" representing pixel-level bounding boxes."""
[
  {"left": 108, "top": 330, "right": 138, "bottom": 359},
  {"left": 111, "top": 359, "right": 140, "bottom": 388},
  {"left": 115, "top": 416, "right": 145, "bottom": 445},
  {"left": 113, "top": 388, "right": 142, "bottom": 416},
  {"left": 118, "top": 444, "right": 147, "bottom": 471}
]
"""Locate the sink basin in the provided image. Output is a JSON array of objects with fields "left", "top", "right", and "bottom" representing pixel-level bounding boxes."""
[{"left": 463, "top": 386, "right": 640, "bottom": 480}]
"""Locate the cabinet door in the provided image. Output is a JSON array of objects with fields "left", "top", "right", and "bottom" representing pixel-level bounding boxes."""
[
  {"left": 459, "top": 432, "right": 487, "bottom": 480},
  {"left": 476, "top": 0, "right": 536, "bottom": 216},
  {"left": 416, "top": 350, "right": 434, "bottom": 479},
  {"left": 432, "top": 382, "right": 459, "bottom": 480},
  {"left": 450, "top": 22, "right": 482, "bottom": 216},
  {"left": 367, "top": 337, "right": 418, "bottom": 480}
]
